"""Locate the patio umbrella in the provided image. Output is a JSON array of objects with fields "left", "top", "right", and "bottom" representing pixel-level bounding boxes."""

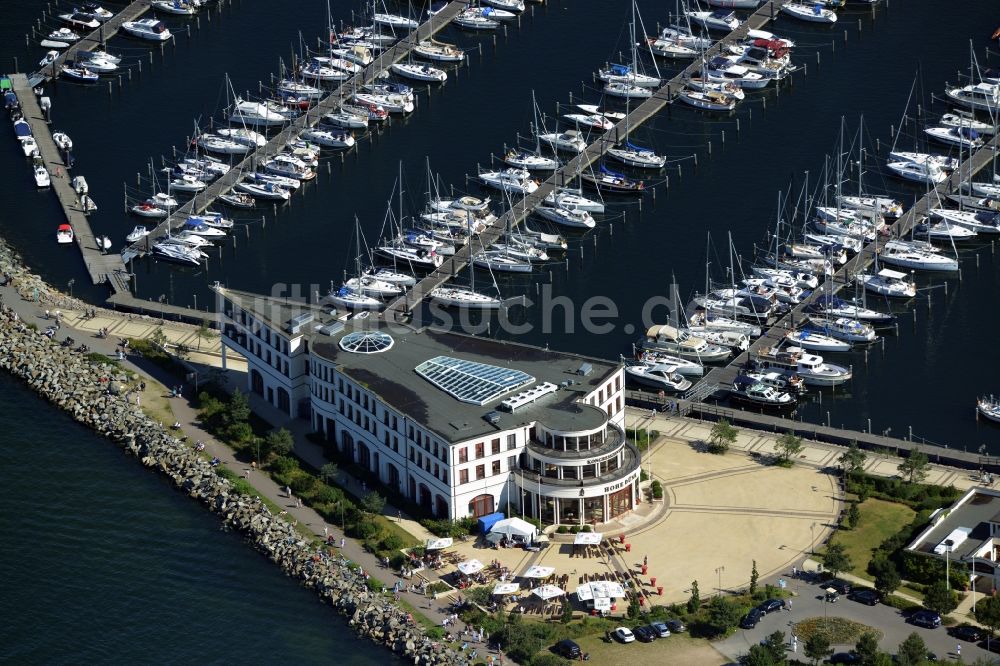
[
  {"left": 531, "top": 585, "right": 565, "bottom": 600},
  {"left": 522, "top": 565, "right": 556, "bottom": 579},
  {"left": 493, "top": 582, "right": 520, "bottom": 595},
  {"left": 457, "top": 559, "right": 485, "bottom": 576},
  {"left": 425, "top": 537, "right": 454, "bottom": 550},
  {"left": 573, "top": 532, "right": 603, "bottom": 546}
]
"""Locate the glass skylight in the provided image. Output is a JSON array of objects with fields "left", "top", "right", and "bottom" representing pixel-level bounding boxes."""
[
  {"left": 339, "top": 331, "right": 394, "bottom": 354},
  {"left": 415, "top": 356, "right": 535, "bottom": 406}
]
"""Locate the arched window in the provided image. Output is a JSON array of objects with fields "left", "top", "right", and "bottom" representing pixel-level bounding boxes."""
[{"left": 468, "top": 494, "right": 495, "bottom": 519}]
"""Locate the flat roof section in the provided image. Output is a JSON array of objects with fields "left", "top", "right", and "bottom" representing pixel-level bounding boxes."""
[{"left": 910, "top": 490, "right": 1000, "bottom": 561}]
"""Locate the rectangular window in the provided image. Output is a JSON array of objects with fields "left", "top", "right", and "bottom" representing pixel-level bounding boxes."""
[
  {"left": 476, "top": 465, "right": 485, "bottom": 481},
  {"left": 491, "top": 438, "right": 500, "bottom": 455},
  {"left": 458, "top": 448, "right": 468, "bottom": 464},
  {"left": 492, "top": 460, "right": 501, "bottom": 476},
  {"left": 615, "top": 376, "right": 621, "bottom": 391},
  {"left": 459, "top": 469, "right": 468, "bottom": 485},
  {"left": 475, "top": 442, "right": 485, "bottom": 459},
  {"left": 506, "top": 434, "right": 516, "bottom": 450},
  {"left": 508, "top": 455, "right": 517, "bottom": 471}
]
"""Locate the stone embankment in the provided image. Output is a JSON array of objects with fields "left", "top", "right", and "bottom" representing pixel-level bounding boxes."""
[{"left": 0, "top": 242, "right": 463, "bottom": 666}]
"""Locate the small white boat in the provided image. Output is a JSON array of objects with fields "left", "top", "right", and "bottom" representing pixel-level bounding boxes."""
[
  {"left": 687, "top": 10, "right": 740, "bottom": 32},
  {"left": 638, "top": 351, "right": 704, "bottom": 377},
  {"left": 197, "top": 133, "right": 251, "bottom": 155},
  {"left": 538, "top": 130, "right": 587, "bottom": 154},
  {"left": 646, "top": 36, "right": 698, "bottom": 60},
  {"left": 373, "top": 268, "right": 417, "bottom": 287},
  {"left": 482, "top": 0, "right": 524, "bottom": 11},
  {"left": 428, "top": 196, "right": 492, "bottom": 213},
  {"left": 77, "top": 54, "right": 118, "bottom": 74},
  {"left": 677, "top": 88, "right": 737, "bottom": 111},
  {"left": 126, "top": 225, "right": 151, "bottom": 243},
  {"left": 534, "top": 205, "right": 596, "bottom": 229},
  {"left": 543, "top": 188, "right": 605, "bottom": 213},
  {"left": 597, "top": 64, "right": 660, "bottom": 88},
  {"left": 277, "top": 79, "right": 323, "bottom": 100},
  {"left": 39, "top": 50, "right": 60, "bottom": 69},
  {"left": 301, "top": 128, "right": 355, "bottom": 148},
  {"left": 56, "top": 224, "right": 74, "bottom": 244},
  {"left": 151, "top": 0, "right": 197, "bottom": 16},
  {"left": 945, "top": 82, "right": 1000, "bottom": 113},
  {"left": 152, "top": 242, "right": 202, "bottom": 266},
  {"left": 880, "top": 240, "right": 959, "bottom": 272},
  {"left": 784, "top": 329, "right": 851, "bottom": 353},
  {"left": 807, "top": 316, "right": 876, "bottom": 343},
  {"left": 939, "top": 112, "right": 995, "bottom": 136},
  {"left": 889, "top": 150, "right": 958, "bottom": 170},
  {"left": 215, "top": 127, "right": 266, "bottom": 148},
  {"left": 122, "top": 19, "right": 172, "bottom": 41},
  {"left": 472, "top": 251, "right": 532, "bottom": 273},
  {"left": 625, "top": 362, "right": 692, "bottom": 392},
  {"left": 430, "top": 285, "right": 502, "bottom": 309},
  {"left": 780, "top": 2, "right": 837, "bottom": 23},
  {"left": 131, "top": 202, "right": 168, "bottom": 218},
  {"left": 353, "top": 92, "right": 413, "bottom": 114},
  {"left": 453, "top": 9, "right": 499, "bottom": 30},
  {"left": 505, "top": 150, "right": 559, "bottom": 171},
  {"left": 52, "top": 131, "right": 73, "bottom": 151},
  {"left": 607, "top": 141, "right": 666, "bottom": 169},
  {"left": 78, "top": 3, "right": 114, "bottom": 21},
  {"left": 59, "top": 13, "right": 100, "bottom": 30},
  {"left": 703, "top": 56, "right": 769, "bottom": 89},
  {"left": 236, "top": 180, "right": 291, "bottom": 200},
  {"left": 924, "top": 125, "right": 984, "bottom": 150},
  {"left": 575, "top": 104, "right": 626, "bottom": 121},
  {"left": 373, "top": 13, "right": 418, "bottom": 30},
  {"left": 414, "top": 39, "right": 464, "bottom": 62},
  {"left": 886, "top": 160, "right": 947, "bottom": 185},
  {"left": 838, "top": 195, "right": 903, "bottom": 219},
  {"left": 978, "top": 396, "right": 1000, "bottom": 424},
  {"left": 61, "top": 66, "right": 99, "bottom": 83},
  {"left": 218, "top": 192, "right": 256, "bottom": 209},
  {"left": 603, "top": 82, "right": 652, "bottom": 99},
  {"left": 46, "top": 28, "right": 81, "bottom": 44},
  {"left": 229, "top": 98, "right": 288, "bottom": 127},
  {"left": 391, "top": 62, "right": 447, "bottom": 83},
  {"left": 34, "top": 165, "right": 51, "bottom": 188},
  {"left": 563, "top": 113, "right": 614, "bottom": 131},
  {"left": 479, "top": 168, "right": 538, "bottom": 195},
  {"left": 168, "top": 174, "right": 208, "bottom": 193},
  {"left": 857, "top": 268, "right": 915, "bottom": 298},
  {"left": 323, "top": 108, "right": 369, "bottom": 130}
]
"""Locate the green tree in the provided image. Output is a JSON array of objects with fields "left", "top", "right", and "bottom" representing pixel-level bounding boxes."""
[
  {"left": 265, "top": 428, "right": 295, "bottom": 459},
  {"left": 857, "top": 482, "right": 872, "bottom": 503},
  {"left": 760, "top": 630, "right": 787, "bottom": 663},
  {"left": 361, "top": 491, "right": 386, "bottom": 515},
  {"left": 897, "top": 448, "right": 930, "bottom": 484},
  {"left": 175, "top": 343, "right": 190, "bottom": 360},
  {"left": 923, "top": 580, "right": 958, "bottom": 615},
  {"left": 855, "top": 631, "right": 880, "bottom": 666},
  {"left": 750, "top": 560, "right": 759, "bottom": 595},
  {"left": 846, "top": 502, "right": 861, "bottom": 529},
  {"left": 775, "top": 431, "right": 804, "bottom": 464},
  {"left": 975, "top": 594, "right": 1000, "bottom": 637},
  {"left": 708, "top": 419, "right": 738, "bottom": 455},
  {"left": 743, "top": 644, "right": 778, "bottom": 666},
  {"left": 706, "top": 596, "right": 744, "bottom": 636},
  {"left": 150, "top": 327, "right": 168, "bottom": 348},
  {"left": 805, "top": 633, "right": 832, "bottom": 665},
  {"left": 839, "top": 442, "right": 867, "bottom": 478},
  {"left": 560, "top": 600, "right": 573, "bottom": 624},
  {"left": 320, "top": 462, "right": 339, "bottom": 485},
  {"left": 687, "top": 580, "right": 701, "bottom": 613},
  {"left": 195, "top": 320, "right": 213, "bottom": 350},
  {"left": 497, "top": 613, "right": 542, "bottom": 665},
  {"left": 895, "top": 632, "right": 928, "bottom": 666},
  {"left": 822, "top": 542, "right": 853, "bottom": 579},
  {"left": 871, "top": 557, "right": 901, "bottom": 599},
  {"left": 225, "top": 389, "right": 251, "bottom": 426}
]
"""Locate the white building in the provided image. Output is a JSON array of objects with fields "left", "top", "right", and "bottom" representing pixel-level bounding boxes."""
[{"left": 215, "top": 287, "right": 640, "bottom": 524}]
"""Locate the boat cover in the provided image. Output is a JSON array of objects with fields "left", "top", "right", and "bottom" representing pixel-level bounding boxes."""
[
  {"left": 14, "top": 121, "right": 32, "bottom": 138},
  {"left": 625, "top": 139, "right": 651, "bottom": 152},
  {"left": 600, "top": 164, "right": 626, "bottom": 179},
  {"left": 610, "top": 64, "right": 631, "bottom": 76}
]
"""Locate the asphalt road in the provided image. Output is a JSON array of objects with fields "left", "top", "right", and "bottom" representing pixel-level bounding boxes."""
[{"left": 714, "top": 572, "right": 997, "bottom": 664}]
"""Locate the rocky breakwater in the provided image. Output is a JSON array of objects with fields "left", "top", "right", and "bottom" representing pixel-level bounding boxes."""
[{"left": 0, "top": 304, "right": 465, "bottom": 666}]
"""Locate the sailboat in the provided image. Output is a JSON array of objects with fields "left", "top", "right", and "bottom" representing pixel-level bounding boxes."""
[
  {"left": 506, "top": 92, "right": 561, "bottom": 171},
  {"left": 431, "top": 215, "right": 503, "bottom": 309}
]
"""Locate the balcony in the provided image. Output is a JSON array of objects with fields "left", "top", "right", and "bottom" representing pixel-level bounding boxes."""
[
  {"left": 516, "top": 441, "right": 640, "bottom": 489},
  {"left": 525, "top": 423, "right": 626, "bottom": 462}
]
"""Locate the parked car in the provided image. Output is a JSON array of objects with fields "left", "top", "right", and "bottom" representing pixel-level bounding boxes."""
[
  {"left": 648, "top": 622, "right": 671, "bottom": 638},
  {"left": 555, "top": 639, "right": 582, "bottom": 659},
  {"left": 614, "top": 627, "right": 636, "bottom": 643},
  {"left": 826, "top": 579, "right": 853, "bottom": 595},
  {"left": 634, "top": 626, "right": 656, "bottom": 643},
  {"left": 848, "top": 589, "right": 880, "bottom": 606},
  {"left": 826, "top": 652, "right": 861, "bottom": 665},
  {"left": 950, "top": 625, "right": 986, "bottom": 642},
  {"left": 758, "top": 598, "right": 784, "bottom": 614},
  {"left": 909, "top": 610, "right": 942, "bottom": 629},
  {"left": 740, "top": 608, "right": 764, "bottom": 630},
  {"left": 666, "top": 619, "right": 686, "bottom": 633}
]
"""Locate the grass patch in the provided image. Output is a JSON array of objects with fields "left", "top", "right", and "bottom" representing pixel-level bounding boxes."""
[
  {"left": 627, "top": 428, "right": 659, "bottom": 452},
  {"left": 793, "top": 617, "right": 881, "bottom": 645},
  {"left": 829, "top": 499, "right": 916, "bottom": 578}
]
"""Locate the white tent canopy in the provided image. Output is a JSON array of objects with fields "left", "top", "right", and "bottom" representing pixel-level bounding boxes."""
[
  {"left": 592, "top": 597, "right": 612, "bottom": 611},
  {"left": 425, "top": 537, "right": 454, "bottom": 550},
  {"left": 573, "top": 532, "right": 603, "bottom": 546},
  {"left": 522, "top": 565, "right": 556, "bottom": 579},
  {"left": 492, "top": 582, "right": 520, "bottom": 595},
  {"left": 490, "top": 517, "right": 538, "bottom": 541},
  {"left": 457, "top": 559, "right": 485, "bottom": 575},
  {"left": 532, "top": 585, "right": 565, "bottom": 600}
]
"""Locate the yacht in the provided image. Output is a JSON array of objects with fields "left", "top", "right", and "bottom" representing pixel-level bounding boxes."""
[
  {"left": 729, "top": 376, "right": 796, "bottom": 409},
  {"left": 61, "top": 66, "right": 99, "bottom": 83},
  {"left": 125, "top": 226, "right": 150, "bottom": 243},
  {"left": 352, "top": 92, "right": 413, "bottom": 114},
  {"left": 543, "top": 188, "right": 605, "bottom": 213},
  {"left": 505, "top": 150, "right": 560, "bottom": 172},
  {"left": 978, "top": 396, "right": 1000, "bottom": 424},
  {"left": 326, "top": 286, "right": 384, "bottom": 311},
  {"left": 323, "top": 108, "right": 369, "bottom": 129},
  {"left": 945, "top": 82, "right": 1000, "bottom": 113},
  {"left": 215, "top": 128, "right": 265, "bottom": 148},
  {"left": 538, "top": 130, "right": 587, "bottom": 154},
  {"left": 534, "top": 205, "right": 596, "bottom": 229},
  {"left": 428, "top": 196, "right": 492, "bottom": 213},
  {"left": 607, "top": 140, "right": 667, "bottom": 169},
  {"left": 130, "top": 201, "right": 168, "bottom": 218},
  {"left": 946, "top": 193, "right": 1000, "bottom": 212},
  {"left": 453, "top": 8, "right": 499, "bottom": 30},
  {"left": 751, "top": 266, "right": 818, "bottom": 290},
  {"left": 780, "top": 2, "right": 837, "bottom": 23},
  {"left": 838, "top": 195, "right": 903, "bottom": 219},
  {"left": 580, "top": 166, "right": 644, "bottom": 194},
  {"left": 755, "top": 345, "right": 852, "bottom": 387},
  {"left": 807, "top": 296, "right": 894, "bottom": 325},
  {"left": 187, "top": 212, "right": 234, "bottom": 230},
  {"left": 34, "top": 164, "right": 51, "bottom": 188},
  {"left": 373, "top": 268, "right": 417, "bottom": 287},
  {"left": 597, "top": 64, "right": 660, "bottom": 88},
  {"left": 784, "top": 328, "right": 851, "bottom": 353},
  {"left": 603, "top": 82, "right": 653, "bottom": 99},
  {"left": 152, "top": 242, "right": 202, "bottom": 266},
  {"left": 807, "top": 316, "right": 877, "bottom": 343},
  {"left": 659, "top": 25, "right": 713, "bottom": 50},
  {"left": 637, "top": 350, "right": 704, "bottom": 377},
  {"left": 624, "top": 361, "right": 692, "bottom": 392},
  {"left": 375, "top": 242, "right": 443, "bottom": 270},
  {"left": 640, "top": 324, "right": 731, "bottom": 363},
  {"left": 414, "top": 39, "right": 465, "bottom": 62},
  {"left": 890, "top": 150, "right": 958, "bottom": 170},
  {"left": 46, "top": 28, "right": 81, "bottom": 45},
  {"left": 235, "top": 180, "right": 291, "bottom": 200},
  {"left": 916, "top": 219, "right": 977, "bottom": 242},
  {"left": 742, "top": 369, "right": 805, "bottom": 395},
  {"left": 482, "top": 0, "right": 525, "bottom": 11},
  {"left": 122, "top": 19, "right": 172, "bottom": 41},
  {"left": 373, "top": 13, "right": 418, "bottom": 30},
  {"left": 563, "top": 113, "right": 614, "bottom": 131},
  {"left": 886, "top": 160, "right": 947, "bottom": 185},
  {"left": 263, "top": 155, "right": 315, "bottom": 181},
  {"left": 677, "top": 88, "right": 738, "bottom": 112},
  {"left": 229, "top": 98, "right": 288, "bottom": 127},
  {"left": 857, "top": 268, "right": 916, "bottom": 298},
  {"left": 687, "top": 312, "right": 762, "bottom": 338},
  {"left": 151, "top": 0, "right": 197, "bottom": 15},
  {"left": 924, "top": 125, "right": 983, "bottom": 150},
  {"left": 646, "top": 36, "right": 697, "bottom": 60},
  {"left": 879, "top": 239, "right": 960, "bottom": 272},
  {"left": 181, "top": 220, "right": 226, "bottom": 238},
  {"left": 59, "top": 12, "right": 100, "bottom": 30},
  {"left": 197, "top": 134, "right": 250, "bottom": 155},
  {"left": 471, "top": 251, "right": 532, "bottom": 273},
  {"left": 479, "top": 168, "right": 538, "bottom": 195},
  {"left": 931, "top": 208, "right": 1000, "bottom": 235},
  {"left": 939, "top": 112, "right": 994, "bottom": 135},
  {"left": 301, "top": 128, "right": 355, "bottom": 149},
  {"left": 694, "top": 289, "right": 781, "bottom": 323},
  {"left": 703, "top": 57, "right": 769, "bottom": 89},
  {"left": 277, "top": 79, "right": 323, "bottom": 100},
  {"left": 52, "top": 131, "right": 73, "bottom": 151},
  {"left": 77, "top": 53, "right": 118, "bottom": 74},
  {"left": 687, "top": 10, "right": 740, "bottom": 32},
  {"left": 218, "top": 191, "right": 256, "bottom": 209},
  {"left": 391, "top": 63, "right": 447, "bottom": 82},
  {"left": 804, "top": 232, "right": 863, "bottom": 254}
]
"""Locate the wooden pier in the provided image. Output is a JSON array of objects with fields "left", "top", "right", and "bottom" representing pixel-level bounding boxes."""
[
  {"left": 385, "top": 0, "right": 793, "bottom": 316},
  {"left": 120, "top": 0, "right": 468, "bottom": 264},
  {"left": 28, "top": 0, "right": 153, "bottom": 88},
  {"left": 696, "top": 130, "right": 1000, "bottom": 395},
  {"left": 10, "top": 74, "right": 129, "bottom": 287}
]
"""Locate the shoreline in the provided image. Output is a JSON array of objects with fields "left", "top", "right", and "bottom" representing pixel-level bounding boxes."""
[{"left": 0, "top": 238, "right": 464, "bottom": 666}]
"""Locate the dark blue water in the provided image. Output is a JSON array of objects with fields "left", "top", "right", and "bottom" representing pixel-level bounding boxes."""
[
  {"left": 1, "top": 0, "right": 999, "bottom": 448},
  {"left": 0, "top": 371, "right": 394, "bottom": 664}
]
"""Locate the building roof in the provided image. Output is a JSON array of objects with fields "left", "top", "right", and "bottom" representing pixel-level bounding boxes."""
[
  {"left": 909, "top": 489, "right": 1000, "bottom": 561},
  {"left": 313, "top": 323, "right": 619, "bottom": 443},
  {"left": 217, "top": 286, "right": 344, "bottom": 337}
]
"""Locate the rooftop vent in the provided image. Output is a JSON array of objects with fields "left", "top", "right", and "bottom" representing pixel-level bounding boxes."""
[
  {"left": 484, "top": 412, "right": 502, "bottom": 426},
  {"left": 318, "top": 322, "right": 345, "bottom": 337},
  {"left": 286, "top": 312, "right": 314, "bottom": 334},
  {"left": 576, "top": 363, "right": 593, "bottom": 377},
  {"left": 499, "top": 382, "right": 559, "bottom": 412}
]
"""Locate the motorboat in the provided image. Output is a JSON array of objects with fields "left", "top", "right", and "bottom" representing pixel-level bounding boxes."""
[
  {"left": 236, "top": 180, "right": 290, "bottom": 200},
  {"left": 945, "top": 82, "right": 1000, "bottom": 113},
  {"left": 168, "top": 174, "right": 208, "bottom": 193},
  {"left": 428, "top": 195, "right": 492, "bottom": 214},
  {"left": 52, "top": 131, "right": 73, "bottom": 151},
  {"left": 61, "top": 66, "right": 99, "bottom": 83},
  {"left": 705, "top": 0, "right": 760, "bottom": 7},
  {"left": 838, "top": 195, "right": 903, "bottom": 218},
  {"left": 751, "top": 266, "right": 818, "bottom": 289},
  {"left": 352, "top": 92, "right": 413, "bottom": 114},
  {"left": 857, "top": 268, "right": 916, "bottom": 298},
  {"left": 148, "top": 192, "right": 178, "bottom": 208},
  {"left": 421, "top": 210, "right": 488, "bottom": 236},
  {"left": 34, "top": 165, "right": 51, "bottom": 188},
  {"left": 130, "top": 201, "right": 168, "bottom": 218},
  {"left": 263, "top": 155, "right": 315, "bottom": 180},
  {"left": 637, "top": 350, "right": 704, "bottom": 377},
  {"left": 197, "top": 133, "right": 251, "bottom": 154},
  {"left": 597, "top": 64, "right": 660, "bottom": 88},
  {"left": 886, "top": 160, "right": 947, "bottom": 185},
  {"left": 741, "top": 277, "right": 807, "bottom": 304},
  {"left": 343, "top": 101, "right": 388, "bottom": 122},
  {"left": 331, "top": 45, "right": 375, "bottom": 66},
  {"left": 505, "top": 150, "right": 559, "bottom": 172},
  {"left": 471, "top": 251, "right": 532, "bottom": 273},
  {"left": 343, "top": 274, "right": 404, "bottom": 299},
  {"left": 39, "top": 50, "right": 60, "bottom": 69},
  {"left": 299, "top": 60, "right": 350, "bottom": 83},
  {"left": 229, "top": 97, "right": 288, "bottom": 127},
  {"left": 326, "top": 286, "right": 384, "bottom": 311},
  {"left": 78, "top": 2, "right": 114, "bottom": 21},
  {"left": 543, "top": 188, "right": 605, "bottom": 213},
  {"left": 603, "top": 82, "right": 653, "bottom": 99},
  {"left": 659, "top": 25, "right": 713, "bottom": 50},
  {"left": 939, "top": 112, "right": 995, "bottom": 135},
  {"left": 784, "top": 328, "right": 851, "bottom": 353},
  {"left": 915, "top": 219, "right": 977, "bottom": 242},
  {"left": 729, "top": 375, "right": 796, "bottom": 409},
  {"left": 182, "top": 221, "right": 227, "bottom": 238},
  {"left": 122, "top": 19, "right": 172, "bottom": 41},
  {"left": 14, "top": 120, "right": 38, "bottom": 157},
  {"left": 687, "top": 10, "right": 740, "bottom": 32},
  {"left": 677, "top": 88, "right": 738, "bottom": 111},
  {"left": 539, "top": 130, "right": 587, "bottom": 154},
  {"left": 581, "top": 165, "right": 644, "bottom": 194},
  {"left": 607, "top": 140, "right": 666, "bottom": 169},
  {"left": 931, "top": 208, "right": 1000, "bottom": 235},
  {"left": 807, "top": 296, "right": 893, "bottom": 325},
  {"left": 694, "top": 289, "right": 780, "bottom": 323},
  {"left": 978, "top": 396, "right": 1000, "bottom": 424},
  {"left": 889, "top": 150, "right": 958, "bottom": 170},
  {"left": 687, "top": 313, "right": 762, "bottom": 338},
  {"left": 562, "top": 113, "right": 614, "bottom": 131},
  {"left": 188, "top": 212, "right": 234, "bottom": 229},
  {"left": 879, "top": 240, "right": 959, "bottom": 272},
  {"left": 803, "top": 233, "right": 863, "bottom": 254},
  {"left": 151, "top": 0, "right": 197, "bottom": 16},
  {"left": 807, "top": 316, "right": 876, "bottom": 343},
  {"left": 479, "top": 168, "right": 538, "bottom": 195},
  {"left": 624, "top": 362, "right": 692, "bottom": 392},
  {"left": 163, "top": 231, "right": 213, "bottom": 249},
  {"left": 755, "top": 345, "right": 852, "bottom": 386},
  {"left": 414, "top": 39, "right": 465, "bottom": 62},
  {"left": 152, "top": 242, "right": 202, "bottom": 266},
  {"left": 301, "top": 128, "right": 355, "bottom": 148},
  {"left": 373, "top": 13, "right": 418, "bottom": 30},
  {"left": 56, "top": 224, "right": 74, "bottom": 244},
  {"left": 125, "top": 226, "right": 150, "bottom": 243},
  {"left": 742, "top": 370, "right": 805, "bottom": 395},
  {"left": 780, "top": 2, "right": 837, "bottom": 23},
  {"left": 723, "top": 45, "right": 790, "bottom": 80},
  {"left": 482, "top": 0, "right": 525, "bottom": 11},
  {"left": 391, "top": 62, "right": 447, "bottom": 83},
  {"left": 59, "top": 13, "right": 100, "bottom": 30},
  {"left": 430, "top": 285, "right": 502, "bottom": 309},
  {"left": 924, "top": 126, "right": 984, "bottom": 150},
  {"left": 453, "top": 8, "right": 499, "bottom": 30},
  {"left": 403, "top": 230, "right": 454, "bottom": 256},
  {"left": 46, "top": 28, "right": 81, "bottom": 44},
  {"left": 323, "top": 108, "right": 369, "bottom": 129},
  {"left": 76, "top": 54, "right": 118, "bottom": 74},
  {"left": 702, "top": 56, "right": 769, "bottom": 89},
  {"left": 686, "top": 77, "right": 746, "bottom": 101},
  {"left": 640, "top": 324, "right": 731, "bottom": 363},
  {"left": 218, "top": 191, "right": 256, "bottom": 209}
]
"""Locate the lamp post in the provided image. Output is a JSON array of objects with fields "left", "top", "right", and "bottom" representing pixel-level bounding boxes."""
[
  {"left": 716, "top": 566, "right": 725, "bottom": 594},
  {"left": 810, "top": 522, "right": 817, "bottom": 555},
  {"left": 945, "top": 539, "right": 954, "bottom": 590},
  {"left": 67, "top": 278, "right": 75, "bottom": 299}
]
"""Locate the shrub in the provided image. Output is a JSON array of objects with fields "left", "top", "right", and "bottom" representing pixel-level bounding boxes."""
[
  {"left": 349, "top": 520, "right": 380, "bottom": 540},
  {"left": 312, "top": 484, "right": 342, "bottom": 506},
  {"left": 425, "top": 627, "right": 445, "bottom": 640},
  {"left": 365, "top": 577, "right": 383, "bottom": 593},
  {"left": 570, "top": 525, "right": 580, "bottom": 534},
  {"left": 269, "top": 455, "right": 299, "bottom": 475},
  {"left": 581, "top": 525, "right": 592, "bottom": 532},
  {"left": 556, "top": 525, "right": 569, "bottom": 534},
  {"left": 379, "top": 533, "right": 405, "bottom": 552},
  {"left": 85, "top": 352, "right": 118, "bottom": 367}
]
